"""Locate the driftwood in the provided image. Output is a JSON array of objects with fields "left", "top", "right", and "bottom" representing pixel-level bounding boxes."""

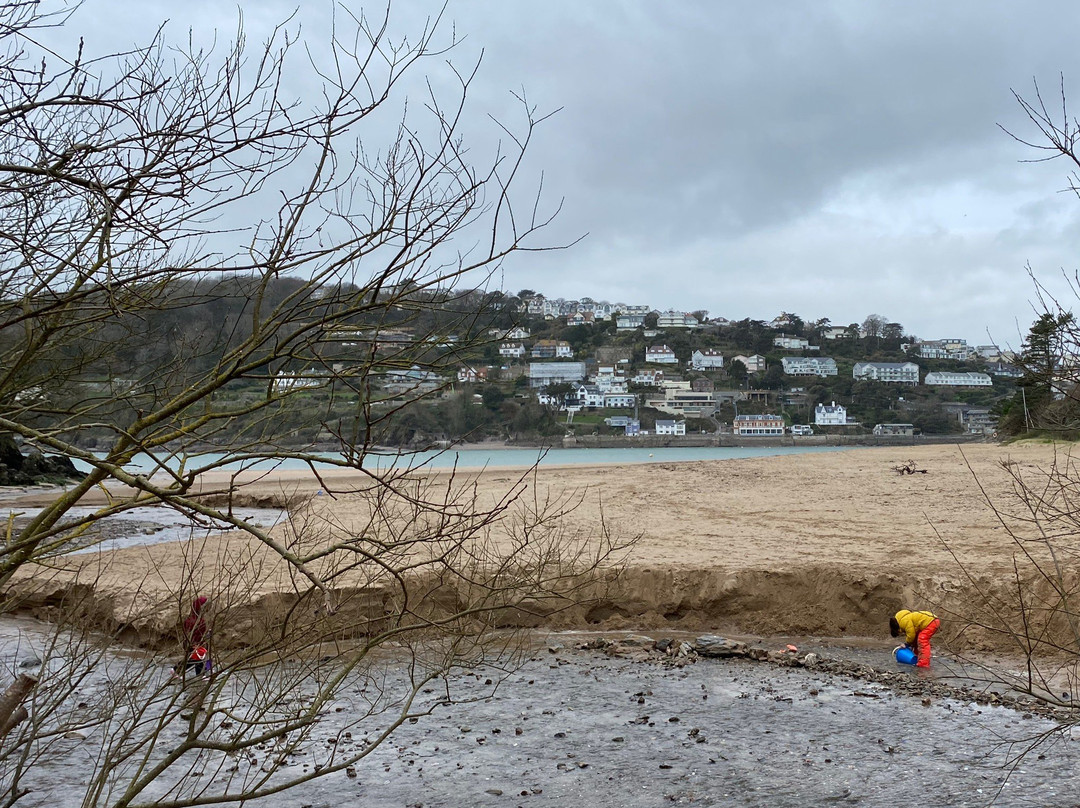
[{"left": 892, "top": 460, "right": 929, "bottom": 475}]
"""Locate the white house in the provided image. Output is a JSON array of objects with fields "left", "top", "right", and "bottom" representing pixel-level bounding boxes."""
[
  {"left": 631, "top": 369, "right": 665, "bottom": 385},
  {"left": 603, "top": 393, "right": 637, "bottom": 408},
  {"left": 616, "top": 314, "right": 646, "bottom": 331},
  {"left": 814, "top": 401, "right": 848, "bottom": 425},
  {"left": 654, "top": 419, "right": 687, "bottom": 435},
  {"left": 566, "top": 311, "right": 596, "bottom": 326},
  {"left": 917, "top": 339, "right": 970, "bottom": 361},
  {"left": 531, "top": 340, "right": 574, "bottom": 359},
  {"left": 645, "top": 389, "right": 721, "bottom": 416},
  {"left": 573, "top": 383, "right": 606, "bottom": 408},
  {"left": 499, "top": 342, "right": 526, "bottom": 359},
  {"left": 645, "top": 345, "right": 678, "bottom": 364},
  {"left": 782, "top": 357, "right": 838, "bottom": 377},
  {"left": 504, "top": 326, "right": 530, "bottom": 340},
  {"left": 457, "top": 366, "right": 488, "bottom": 383},
  {"left": 853, "top": 362, "right": 920, "bottom": 385},
  {"left": 657, "top": 310, "right": 699, "bottom": 329},
  {"left": 691, "top": 349, "right": 725, "bottom": 370},
  {"left": 821, "top": 326, "right": 852, "bottom": 340},
  {"left": 773, "top": 334, "right": 809, "bottom": 350},
  {"left": 528, "top": 361, "right": 587, "bottom": 387},
  {"left": 924, "top": 372, "right": 993, "bottom": 387},
  {"left": 592, "top": 365, "right": 627, "bottom": 391}
]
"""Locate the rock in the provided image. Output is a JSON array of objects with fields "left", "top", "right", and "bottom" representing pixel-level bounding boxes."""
[
  {"left": 620, "top": 635, "right": 656, "bottom": 648},
  {"left": 802, "top": 653, "right": 819, "bottom": 667},
  {"left": 19, "top": 657, "right": 41, "bottom": 669},
  {"left": 694, "top": 635, "right": 748, "bottom": 658},
  {"left": 485, "top": 789, "right": 503, "bottom": 796},
  {"left": 63, "top": 731, "right": 86, "bottom": 740},
  {"left": 655, "top": 638, "right": 673, "bottom": 653}
]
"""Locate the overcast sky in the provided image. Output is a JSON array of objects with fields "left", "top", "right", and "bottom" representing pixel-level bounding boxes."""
[{"left": 63, "top": 2, "right": 1080, "bottom": 346}]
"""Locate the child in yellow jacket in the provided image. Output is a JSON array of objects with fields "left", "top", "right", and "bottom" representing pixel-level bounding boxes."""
[{"left": 890, "top": 609, "right": 940, "bottom": 668}]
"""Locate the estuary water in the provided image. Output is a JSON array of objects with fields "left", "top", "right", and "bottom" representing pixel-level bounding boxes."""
[{"left": 73, "top": 444, "right": 850, "bottom": 476}]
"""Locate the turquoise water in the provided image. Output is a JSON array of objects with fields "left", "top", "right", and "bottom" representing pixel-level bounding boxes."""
[{"left": 73, "top": 445, "right": 849, "bottom": 475}]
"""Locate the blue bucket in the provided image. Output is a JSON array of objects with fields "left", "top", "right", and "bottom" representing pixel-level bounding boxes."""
[{"left": 894, "top": 646, "right": 917, "bottom": 665}]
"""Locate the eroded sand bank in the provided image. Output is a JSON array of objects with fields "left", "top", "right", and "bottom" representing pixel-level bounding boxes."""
[{"left": 6, "top": 442, "right": 1074, "bottom": 649}]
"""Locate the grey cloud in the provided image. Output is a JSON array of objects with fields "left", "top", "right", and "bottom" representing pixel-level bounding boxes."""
[{"left": 37, "top": 1, "right": 1080, "bottom": 339}]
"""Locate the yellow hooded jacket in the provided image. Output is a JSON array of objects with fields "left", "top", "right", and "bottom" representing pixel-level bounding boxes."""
[{"left": 895, "top": 609, "right": 937, "bottom": 645}]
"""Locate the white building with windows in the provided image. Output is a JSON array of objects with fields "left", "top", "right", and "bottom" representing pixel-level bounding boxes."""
[
  {"left": 645, "top": 345, "right": 678, "bottom": 364},
  {"left": 773, "top": 334, "right": 810, "bottom": 350},
  {"left": 531, "top": 340, "right": 574, "bottom": 359},
  {"left": 733, "top": 414, "right": 785, "bottom": 436},
  {"left": 782, "top": 357, "right": 838, "bottom": 377},
  {"left": 853, "top": 362, "right": 920, "bottom": 385},
  {"left": 691, "top": 349, "right": 725, "bottom": 370},
  {"left": 616, "top": 314, "right": 646, "bottom": 331},
  {"left": 657, "top": 311, "right": 699, "bottom": 329},
  {"left": 603, "top": 393, "right": 637, "bottom": 408},
  {"left": 822, "top": 326, "right": 852, "bottom": 340},
  {"left": 924, "top": 372, "right": 993, "bottom": 387},
  {"left": 573, "top": 384, "right": 606, "bottom": 408},
  {"left": 528, "top": 361, "right": 586, "bottom": 388},
  {"left": 814, "top": 401, "right": 848, "bottom": 425},
  {"left": 499, "top": 342, "right": 526, "bottom": 359},
  {"left": 655, "top": 419, "right": 687, "bottom": 435},
  {"left": 917, "top": 339, "right": 970, "bottom": 361}
]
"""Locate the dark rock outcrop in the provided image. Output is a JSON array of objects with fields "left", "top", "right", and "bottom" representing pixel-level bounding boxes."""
[{"left": 0, "top": 435, "right": 81, "bottom": 485}]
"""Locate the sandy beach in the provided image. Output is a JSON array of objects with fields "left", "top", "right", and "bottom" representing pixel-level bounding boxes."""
[{"left": 6, "top": 441, "right": 1073, "bottom": 648}]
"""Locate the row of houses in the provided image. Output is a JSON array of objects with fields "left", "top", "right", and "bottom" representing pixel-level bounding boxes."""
[
  {"left": 636, "top": 349, "right": 1004, "bottom": 387},
  {"left": 852, "top": 363, "right": 994, "bottom": 387},
  {"left": 500, "top": 339, "right": 575, "bottom": 359}
]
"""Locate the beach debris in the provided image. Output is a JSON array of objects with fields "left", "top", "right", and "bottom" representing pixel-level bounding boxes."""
[
  {"left": 694, "top": 635, "right": 748, "bottom": 658},
  {"left": 892, "top": 460, "right": 929, "bottom": 475},
  {"left": 575, "top": 634, "right": 1068, "bottom": 721}
]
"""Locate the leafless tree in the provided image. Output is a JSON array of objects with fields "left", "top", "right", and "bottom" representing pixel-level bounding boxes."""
[
  {"left": 936, "top": 79, "right": 1080, "bottom": 733},
  {"left": 0, "top": 3, "right": 626, "bottom": 806}
]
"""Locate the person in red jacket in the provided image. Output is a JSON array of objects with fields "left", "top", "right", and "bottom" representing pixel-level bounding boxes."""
[
  {"left": 890, "top": 609, "right": 939, "bottom": 668},
  {"left": 181, "top": 596, "right": 211, "bottom": 677}
]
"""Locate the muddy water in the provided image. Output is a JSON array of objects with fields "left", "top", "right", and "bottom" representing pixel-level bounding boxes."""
[
  {"left": 8, "top": 621, "right": 1079, "bottom": 808},
  {"left": 289, "top": 649, "right": 1080, "bottom": 808},
  {"left": 18, "top": 505, "right": 285, "bottom": 554}
]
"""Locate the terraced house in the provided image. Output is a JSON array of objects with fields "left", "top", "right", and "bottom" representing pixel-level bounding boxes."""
[
  {"left": 782, "top": 357, "right": 838, "bottom": 377},
  {"left": 733, "top": 414, "right": 785, "bottom": 436},
  {"left": 852, "top": 361, "right": 920, "bottom": 385}
]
